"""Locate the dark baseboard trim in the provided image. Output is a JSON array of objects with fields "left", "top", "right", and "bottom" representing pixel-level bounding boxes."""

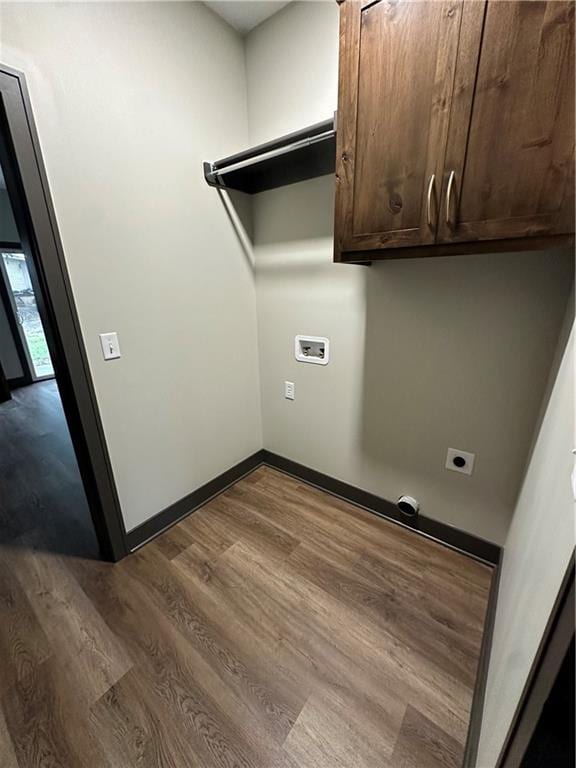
[
  {"left": 126, "top": 450, "right": 266, "bottom": 551},
  {"left": 261, "top": 450, "right": 501, "bottom": 565},
  {"left": 8, "top": 375, "right": 29, "bottom": 389},
  {"left": 127, "top": 448, "right": 501, "bottom": 567},
  {"left": 463, "top": 550, "right": 503, "bottom": 767}
]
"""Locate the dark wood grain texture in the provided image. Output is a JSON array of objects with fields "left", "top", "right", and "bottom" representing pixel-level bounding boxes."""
[
  {"left": 334, "top": 0, "right": 362, "bottom": 262},
  {"left": 334, "top": 0, "right": 575, "bottom": 262},
  {"left": 1, "top": 428, "right": 493, "bottom": 768},
  {"left": 335, "top": 0, "right": 463, "bottom": 255},
  {"left": 439, "top": 0, "right": 575, "bottom": 244}
]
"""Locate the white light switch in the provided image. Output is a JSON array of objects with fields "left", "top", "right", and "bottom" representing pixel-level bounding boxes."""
[
  {"left": 99, "top": 332, "right": 121, "bottom": 361},
  {"left": 284, "top": 381, "right": 295, "bottom": 400}
]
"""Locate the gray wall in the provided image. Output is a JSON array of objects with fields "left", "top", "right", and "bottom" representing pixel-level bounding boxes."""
[
  {"left": 477, "top": 305, "right": 575, "bottom": 765},
  {"left": 246, "top": 1, "right": 574, "bottom": 544},
  {"left": 0, "top": 2, "right": 262, "bottom": 531},
  {"left": 246, "top": 0, "right": 338, "bottom": 145}
]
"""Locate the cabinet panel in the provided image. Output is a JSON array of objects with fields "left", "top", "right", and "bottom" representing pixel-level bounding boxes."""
[
  {"left": 334, "top": 0, "right": 464, "bottom": 258},
  {"left": 439, "top": 1, "right": 575, "bottom": 243}
]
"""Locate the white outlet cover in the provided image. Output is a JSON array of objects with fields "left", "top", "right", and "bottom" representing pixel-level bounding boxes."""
[
  {"left": 284, "top": 381, "right": 295, "bottom": 400},
  {"left": 446, "top": 447, "right": 475, "bottom": 476}
]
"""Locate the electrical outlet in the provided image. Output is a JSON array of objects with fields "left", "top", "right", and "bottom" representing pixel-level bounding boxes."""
[
  {"left": 446, "top": 447, "right": 475, "bottom": 476},
  {"left": 284, "top": 381, "right": 295, "bottom": 400}
]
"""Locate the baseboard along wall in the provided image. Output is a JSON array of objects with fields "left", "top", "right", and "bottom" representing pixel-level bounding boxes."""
[
  {"left": 126, "top": 448, "right": 501, "bottom": 566},
  {"left": 462, "top": 553, "right": 503, "bottom": 767},
  {"left": 125, "top": 451, "right": 265, "bottom": 551}
]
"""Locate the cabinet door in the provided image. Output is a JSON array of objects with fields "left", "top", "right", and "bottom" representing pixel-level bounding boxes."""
[
  {"left": 334, "top": 0, "right": 465, "bottom": 259},
  {"left": 438, "top": 1, "right": 575, "bottom": 244}
]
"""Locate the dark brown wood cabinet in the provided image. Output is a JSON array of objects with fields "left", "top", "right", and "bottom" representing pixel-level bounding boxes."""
[{"left": 334, "top": 0, "right": 575, "bottom": 262}]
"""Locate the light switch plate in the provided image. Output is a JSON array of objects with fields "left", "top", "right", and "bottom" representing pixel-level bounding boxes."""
[
  {"left": 284, "top": 381, "right": 295, "bottom": 400},
  {"left": 99, "top": 332, "right": 121, "bottom": 361}
]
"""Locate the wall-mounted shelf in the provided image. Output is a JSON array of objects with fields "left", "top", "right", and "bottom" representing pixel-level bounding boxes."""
[{"left": 204, "top": 118, "right": 335, "bottom": 194}]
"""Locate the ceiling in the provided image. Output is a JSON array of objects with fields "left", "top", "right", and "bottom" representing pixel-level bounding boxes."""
[{"left": 205, "top": 1, "right": 291, "bottom": 35}]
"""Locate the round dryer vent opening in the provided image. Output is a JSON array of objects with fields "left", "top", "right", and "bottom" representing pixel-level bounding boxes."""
[{"left": 397, "top": 495, "right": 419, "bottom": 518}]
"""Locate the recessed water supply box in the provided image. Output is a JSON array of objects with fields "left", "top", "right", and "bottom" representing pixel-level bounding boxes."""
[{"left": 295, "top": 335, "right": 329, "bottom": 365}]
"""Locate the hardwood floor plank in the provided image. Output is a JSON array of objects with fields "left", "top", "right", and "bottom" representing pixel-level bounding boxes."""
[
  {"left": 284, "top": 685, "right": 400, "bottom": 768},
  {"left": 0, "top": 556, "right": 52, "bottom": 693},
  {"left": 288, "top": 542, "right": 482, "bottom": 688},
  {"left": 149, "top": 521, "right": 196, "bottom": 561},
  {"left": 7, "top": 540, "right": 133, "bottom": 707},
  {"left": 2, "top": 656, "right": 110, "bottom": 768},
  {"left": 218, "top": 537, "right": 471, "bottom": 745},
  {"left": 73, "top": 555, "right": 265, "bottom": 768},
  {"left": 212, "top": 539, "right": 409, "bottom": 733},
  {"left": 178, "top": 507, "right": 241, "bottom": 561},
  {"left": 247, "top": 470, "right": 491, "bottom": 582},
  {"left": 0, "top": 404, "right": 493, "bottom": 768},
  {"left": 390, "top": 704, "right": 463, "bottom": 768},
  {"left": 125, "top": 544, "right": 303, "bottom": 745},
  {"left": 172, "top": 544, "right": 315, "bottom": 716},
  {"left": 354, "top": 550, "right": 489, "bottom": 631},
  {"left": 90, "top": 668, "right": 202, "bottom": 768},
  {"left": 0, "top": 706, "right": 19, "bottom": 768},
  {"left": 200, "top": 494, "right": 301, "bottom": 561}
]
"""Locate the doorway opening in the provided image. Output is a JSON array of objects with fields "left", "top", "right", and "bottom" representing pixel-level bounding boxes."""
[
  {"left": 0, "top": 63, "right": 127, "bottom": 561},
  {"left": 1, "top": 250, "right": 54, "bottom": 379},
  {"left": 0, "top": 162, "right": 96, "bottom": 557}
]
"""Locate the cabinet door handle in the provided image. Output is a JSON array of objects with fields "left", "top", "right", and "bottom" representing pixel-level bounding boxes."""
[
  {"left": 446, "top": 170, "right": 456, "bottom": 228},
  {"left": 426, "top": 174, "right": 436, "bottom": 229}
]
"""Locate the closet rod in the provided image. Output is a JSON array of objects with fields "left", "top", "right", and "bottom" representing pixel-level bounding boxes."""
[
  {"left": 207, "top": 129, "right": 334, "bottom": 181},
  {"left": 203, "top": 117, "right": 336, "bottom": 193}
]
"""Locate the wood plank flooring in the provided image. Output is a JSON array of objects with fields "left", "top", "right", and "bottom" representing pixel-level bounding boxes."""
[{"left": 0, "top": 388, "right": 493, "bottom": 767}]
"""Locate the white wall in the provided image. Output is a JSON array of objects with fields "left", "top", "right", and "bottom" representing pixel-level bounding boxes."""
[
  {"left": 0, "top": 2, "right": 262, "bottom": 531},
  {"left": 246, "top": 1, "right": 574, "bottom": 544},
  {"left": 245, "top": 0, "right": 338, "bottom": 145},
  {"left": 476, "top": 308, "right": 575, "bottom": 766}
]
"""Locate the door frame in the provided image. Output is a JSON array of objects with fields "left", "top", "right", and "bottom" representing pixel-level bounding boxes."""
[
  {"left": 0, "top": 63, "right": 127, "bottom": 562},
  {"left": 498, "top": 554, "right": 575, "bottom": 767},
  {"left": 0, "top": 356, "right": 10, "bottom": 402}
]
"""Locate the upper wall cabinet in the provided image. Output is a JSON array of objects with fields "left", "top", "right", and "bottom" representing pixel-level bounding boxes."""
[{"left": 334, "top": 0, "right": 575, "bottom": 263}]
